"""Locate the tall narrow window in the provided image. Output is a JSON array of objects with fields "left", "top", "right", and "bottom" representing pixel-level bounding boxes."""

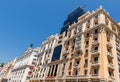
[
  {"left": 76, "top": 60, "right": 79, "bottom": 65},
  {"left": 69, "top": 62, "right": 72, "bottom": 69},
  {"left": 95, "top": 29, "right": 98, "bottom": 34},
  {"left": 86, "top": 41, "right": 89, "bottom": 45},
  {"left": 94, "top": 57, "right": 98, "bottom": 62},
  {"left": 86, "top": 33, "right": 89, "bottom": 38},
  {"left": 94, "top": 69, "right": 98, "bottom": 74},
  {"left": 85, "top": 59, "right": 88, "bottom": 65},
  {"left": 94, "top": 37, "right": 98, "bottom": 42},
  {"left": 94, "top": 47, "right": 98, "bottom": 51},
  {"left": 84, "top": 70, "right": 87, "bottom": 75},
  {"left": 75, "top": 71, "right": 78, "bottom": 75},
  {"left": 85, "top": 49, "right": 88, "bottom": 56}
]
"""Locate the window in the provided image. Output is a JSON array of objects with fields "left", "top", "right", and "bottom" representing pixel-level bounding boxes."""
[
  {"left": 109, "top": 71, "right": 113, "bottom": 76},
  {"left": 94, "top": 69, "right": 98, "bottom": 74},
  {"left": 69, "top": 71, "right": 71, "bottom": 75},
  {"left": 94, "top": 15, "right": 98, "bottom": 25},
  {"left": 71, "top": 54, "right": 73, "bottom": 56},
  {"left": 59, "top": 36, "right": 63, "bottom": 39},
  {"left": 85, "top": 49, "right": 88, "bottom": 56},
  {"left": 85, "top": 59, "right": 88, "bottom": 65},
  {"left": 76, "top": 42, "right": 81, "bottom": 46},
  {"left": 76, "top": 36, "right": 81, "bottom": 40},
  {"left": 77, "top": 25, "right": 82, "bottom": 33},
  {"left": 76, "top": 60, "right": 79, "bottom": 65},
  {"left": 67, "top": 42, "right": 69, "bottom": 45},
  {"left": 62, "top": 71, "right": 64, "bottom": 75},
  {"left": 87, "top": 25, "right": 90, "bottom": 29},
  {"left": 95, "top": 21, "right": 98, "bottom": 25},
  {"left": 72, "top": 46, "right": 74, "bottom": 51},
  {"left": 95, "top": 29, "right": 98, "bottom": 34},
  {"left": 64, "top": 55, "right": 67, "bottom": 59},
  {"left": 62, "top": 63, "right": 65, "bottom": 70},
  {"left": 69, "top": 62, "right": 72, "bottom": 68},
  {"left": 107, "top": 37, "right": 110, "bottom": 42},
  {"left": 44, "top": 68, "right": 46, "bottom": 72},
  {"left": 94, "top": 47, "right": 98, "bottom": 51},
  {"left": 78, "top": 28, "right": 82, "bottom": 33},
  {"left": 94, "top": 57, "right": 98, "bottom": 62},
  {"left": 105, "top": 17, "right": 109, "bottom": 25},
  {"left": 107, "top": 49, "right": 110, "bottom": 52},
  {"left": 74, "top": 29, "right": 77, "bottom": 35},
  {"left": 95, "top": 15, "right": 98, "bottom": 19},
  {"left": 86, "top": 41, "right": 89, "bottom": 45},
  {"left": 65, "top": 47, "right": 68, "bottom": 51},
  {"left": 94, "top": 37, "right": 98, "bottom": 42},
  {"left": 84, "top": 70, "right": 87, "bottom": 75},
  {"left": 86, "top": 33, "right": 89, "bottom": 38},
  {"left": 75, "top": 71, "right": 78, "bottom": 75}
]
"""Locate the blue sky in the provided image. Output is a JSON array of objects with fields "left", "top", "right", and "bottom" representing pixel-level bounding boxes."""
[{"left": 0, "top": 0, "right": 120, "bottom": 63}]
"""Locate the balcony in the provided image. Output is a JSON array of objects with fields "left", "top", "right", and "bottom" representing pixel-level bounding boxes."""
[
  {"left": 78, "top": 75, "right": 88, "bottom": 78},
  {"left": 27, "top": 75, "right": 31, "bottom": 78},
  {"left": 72, "top": 54, "right": 81, "bottom": 59},
  {"left": 106, "top": 34, "right": 111, "bottom": 39},
  {"left": 92, "top": 41, "right": 99, "bottom": 46},
  {"left": 66, "top": 75, "right": 88, "bottom": 79},
  {"left": 32, "top": 60, "right": 36, "bottom": 65},
  {"left": 74, "top": 64, "right": 80, "bottom": 69},
  {"left": 93, "top": 33, "right": 98, "bottom": 37},
  {"left": 105, "top": 18, "right": 109, "bottom": 25},
  {"left": 94, "top": 18, "right": 98, "bottom": 23},
  {"left": 63, "top": 51, "right": 69, "bottom": 55},
  {"left": 108, "top": 76, "right": 114, "bottom": 81},
  {"left": 70, "top": 42, "right": 75, "bottom": 46},
  {"left": 91, "top": 50, "right": 100, "bottom": 56},
  {"left": 106, "top": 42, "right": 112, "bottom": 48},
  {"left": 86, "top": 22, "right": 90, "bottom": 26},
  {"left": 84, "top": 63, "right": 88, "bottom": 68},
  {"left": 75, "top": 44, "right": 81, "bottom": 50},
  {"left": 76, "top": 37, "right": 81, "bottom": 42},
  {"left": 117, "top": 55, "right": 120, "bottom": 60},
  {"left": 107, "top": 63, "right": 114, "bottom": 70},
  {"left": 91, "top": 74, "right": 100, "bottom": 79},
  {"left": 74, "top": 47, "right": 82, "bottom": 54},
  {"left": 107, "top": 52, "right": 113, "bottom": 59},
  {"left": 116, "top": 46, "right": 120, "bottom": 51},
  {"left": 64, "top": 42, "right": 69, "bottom": 47},
  {"left": 91, "top": 61, "right": 100, "bottom": 67}
]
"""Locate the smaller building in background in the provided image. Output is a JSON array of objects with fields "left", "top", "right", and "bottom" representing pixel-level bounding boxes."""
[
  {"left": 0, "top": 58, "right": 16, "bottom": 82},
  {"left": 30, "top": 34, "right": 59, "bottom": 82},
  {"left": 8, "top": 47, "right": 38, "bottom": 82}
]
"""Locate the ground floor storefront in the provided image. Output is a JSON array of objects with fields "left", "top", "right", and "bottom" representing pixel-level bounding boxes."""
[{"left": 30, "top": 79, "right": 108, "bottom": 82}]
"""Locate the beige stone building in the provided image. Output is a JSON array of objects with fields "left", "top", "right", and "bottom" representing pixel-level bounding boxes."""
[
  {"left": 30, "top": 34, "right": 60, "bottom": 81},
  {"left": 0, "top": 58, "right": 16, "bottom": 82},
  {"left": 30, "top": 6, "right": 120, "bottom": 82}
]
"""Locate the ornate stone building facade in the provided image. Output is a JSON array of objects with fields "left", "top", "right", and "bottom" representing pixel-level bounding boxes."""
[
  {"left": 8, "top": 47, "right": 38, "bottom": 82},
  {"left": 29, "top": 6, "right": 120, "bottom": 82},
  {"left": 0, "top": 58, "right": 16, "bottom": 82}
]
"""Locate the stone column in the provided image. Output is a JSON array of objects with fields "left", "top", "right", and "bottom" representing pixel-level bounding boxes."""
[
  {"left": 53, "top": 65, "right": 56, "bottom": 76},
  {"left": 50, "top": 65, "right": 55, "bottom": 76},
  {"left": 49, "top": 66, "right": 53, "bottom": 76}
]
